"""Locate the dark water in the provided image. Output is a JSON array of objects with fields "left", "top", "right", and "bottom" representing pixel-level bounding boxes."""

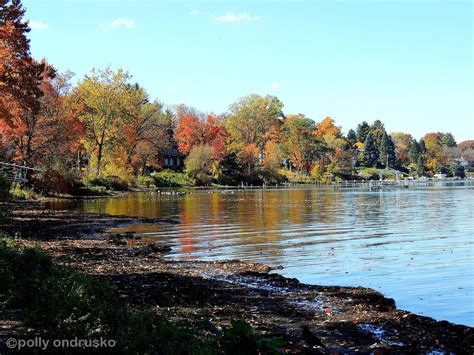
[{"left": 48, "top": 181, "right": 474, "bottom": 326}]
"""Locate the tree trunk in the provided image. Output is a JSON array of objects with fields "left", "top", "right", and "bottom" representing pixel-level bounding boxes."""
[{"left": 96, "top": 143, "right": 103, "bottom": 177}]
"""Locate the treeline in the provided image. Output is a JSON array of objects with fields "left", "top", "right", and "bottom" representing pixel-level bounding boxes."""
[{"left": 1, "top": 1, "right": 472, "bottom": 195}]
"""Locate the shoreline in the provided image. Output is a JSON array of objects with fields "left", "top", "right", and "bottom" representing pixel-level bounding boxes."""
[
  {"left": 1, "top": 202, "right": 473, "bottom": 353},
  {"left": 21, "top": 178, "right": 474, "bottom": 202}
]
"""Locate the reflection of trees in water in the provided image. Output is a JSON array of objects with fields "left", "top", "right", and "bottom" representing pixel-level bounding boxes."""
[
  {"left": 83, "top": 186, "right": 469, "bottom": 263},
  {"left": 104, "top": 192, "right": 183, "bottom": 219},
  {"left": 171, "top": 189, "right": 350, "bottom": 262}
]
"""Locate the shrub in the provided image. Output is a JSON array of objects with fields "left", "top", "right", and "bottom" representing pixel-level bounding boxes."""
[
  {"left": 310, "top": 165, "right": 323, "bottom": 182},
  {"left": 153, "top": 170, "right": 192, "bottom": 187},
  {"left": 359, "top": 167, "right": 379, "bottom": 180},
  {"left": 185, "top": 144, "right": 214, "bottom": 185},
  {"left": 135, "top": 175, "right": 156, "bottom": 188},
  {"left": 31, "top": 170, "right": 78, "bottom": 195},
  {"left": 9, "top": 183, "right": 39, "bottom": 200},
  {"left": 87, "top": 176, "right": 128, "bottom": 191}
]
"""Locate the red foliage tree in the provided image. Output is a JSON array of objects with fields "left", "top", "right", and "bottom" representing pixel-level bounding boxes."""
[
  {"left": 0, "top": 0, "right": 47, "bottom": 162},
  {"left": 175, "top": 107, "right": 227, "bottom": 161}
]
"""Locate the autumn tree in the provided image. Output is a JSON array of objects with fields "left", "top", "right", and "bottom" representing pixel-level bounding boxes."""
[
  {"left": 124, "top": 85, "right": 170, "bottom": 174},
  {"left": 226, "top": 94, "right": 283, "bottom": 175},
  {"left": 175, "top": 106, "right": 227, "bottom": 162},
  {"left": 262, "top": 140, "right": 283, "bottom": 174},
  {"left": 316, "top": 117, "right": 342, "bottom": 138},
  {"left": 32, "top": 70, "right": 84, "bottom": 169},
  {"left": 314, "top": 117, "right": 351, "bottom": 174},
  {"left": 458, "top": 140, "right": 474, "bottom": 152},
  {"left": 184, "top": 144, "right": 214, "bottom": 184},
  {"left": 71, "top": 67, "right": 135, "bottom": 177},
  {"left": 0, "top": 0, "right": 48, "bottom": 163},
  {"left": 315, "top": 117, "right": 344, "bottom": 152},
  {"left": 423, "top": 132, "right": 447, "bottom": 173},
  {"left": 281, "top": 115, "right": 323, "bottom": 174},
  {"left": 175, "top": 106, "right": 207, "bottom": 155},
  {"left": 391, "top": 132, "right": 413, "bottom": 166}
]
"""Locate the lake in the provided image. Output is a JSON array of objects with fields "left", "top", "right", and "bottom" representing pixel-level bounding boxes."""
[{"left": 48, "top": 181, "right": 474, "bottom": 326}]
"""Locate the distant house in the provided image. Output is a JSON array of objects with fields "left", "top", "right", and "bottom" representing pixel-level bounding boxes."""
[
  {"left": 163, "top": 148, "right": 184, "bottom": 170},
  {"left": 457, "top": 157, "right": 474, "bottom": 172}
]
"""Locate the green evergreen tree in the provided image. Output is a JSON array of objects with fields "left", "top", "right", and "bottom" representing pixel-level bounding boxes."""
[
  {"left": 408, "top": 140, "right": 421, "bottom": 164},
  {"left": 387, "top": 135, "right": 396, "bottom": 167},
  {"left": 379, "top": 132, "right": 388, "bottom": 166},
  {"left": 371, "top": 120, "right": 385, "bottom": 131},
  {"left": 356, "top": 121, "right": 370, "bottom": 143},
  {"left": 441, "top": 132, "right": 457, "bottom": 147},
  {"left": 449, "top": 163, "right": 465, "bottom": 178},
  {"left": 418, "top": 139, "right": 426, "bottom": 154},
  {"left": 370, "top": 120, "right": 386, "bottom": 149},
  {"left": 347, "top": 129, "right": 357, "bottom": 146},
  {"left": 364, "top": 132, "right": 379, "bottom": 167},
  {"left": 416, "top": 156, "right": 425, "bottom": 176},
  {"left": 379, "top": 132, "right": 396, "bottom": 168}
]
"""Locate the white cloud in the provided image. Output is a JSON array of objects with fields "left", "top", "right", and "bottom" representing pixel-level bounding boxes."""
[
  {"left": 109, "top": 18, "right": 136, "bottom": 29},
  {"left": 189, "top": 10, "right": 201, "bottom": 16},
  {"left": 271, "top": 82, "right": 280, "bottom": 89},
  {"left": 29, "top": 20, "right": 48, "bottom": 30},
  {"left": 214, "top": 12, "right": 261, "bottom": 24}
]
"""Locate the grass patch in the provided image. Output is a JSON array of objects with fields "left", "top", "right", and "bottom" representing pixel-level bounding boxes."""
[
  {"left": 0, "top": 240, "right": 284, "bottom": 354},
  {"left": 0, "top": 240, "right": 212, "bottom": 353},
  {"left": 9, "top": 183, "right": 43, "bottom": 201}
]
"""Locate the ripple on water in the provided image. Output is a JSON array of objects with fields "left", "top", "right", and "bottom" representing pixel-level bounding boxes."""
[{"left": 47, "top": 181, "right": 474, "bottom": 326}]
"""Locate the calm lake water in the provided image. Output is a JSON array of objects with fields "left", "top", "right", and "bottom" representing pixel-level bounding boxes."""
[{"left": 48, "top": 181, "right": 474, "bottom": 326}]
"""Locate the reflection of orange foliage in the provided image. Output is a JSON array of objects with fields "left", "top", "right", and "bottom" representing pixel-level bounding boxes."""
[
  {"left": 178, "top": 194, "right": 202, "bottom": 254},
  {"left": 210, "top": 192, "right": 222, "bottom": 224},
  {"left": 180, "top": 237, "right": 198, "bottom": 254}
]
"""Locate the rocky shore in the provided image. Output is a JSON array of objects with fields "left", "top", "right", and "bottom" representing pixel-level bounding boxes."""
[{"left": 1, "top": 201, "right": 473, "bottom": 354}]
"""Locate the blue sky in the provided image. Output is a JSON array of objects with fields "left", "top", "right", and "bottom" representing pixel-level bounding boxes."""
[{"left": 23, "top": 0, "right": 473, "bottom": 141}]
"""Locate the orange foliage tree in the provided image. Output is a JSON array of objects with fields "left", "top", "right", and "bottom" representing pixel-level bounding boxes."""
[
  {"left": 0, "top": 0, "right": 47, "bottom": 163},
  {"left": 123, "top": 86, "right": 170, "bottom": 174},
  {"left": 175, "top": 106, "right": 227, "bottom": 161}
]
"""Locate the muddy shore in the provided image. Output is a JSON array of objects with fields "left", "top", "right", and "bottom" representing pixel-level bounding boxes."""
[{"left": 1, "top": 201, "right": 473, "bottom": 354}]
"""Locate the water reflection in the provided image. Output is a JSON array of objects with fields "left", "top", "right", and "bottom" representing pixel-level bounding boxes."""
[{"left": 47, "top": 182, "right": 474, "bottom": 326}]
